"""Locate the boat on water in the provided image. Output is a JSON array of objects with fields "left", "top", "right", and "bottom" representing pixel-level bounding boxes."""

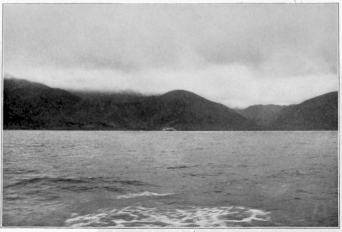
[{"left": 162, "top": 127, "right": 176, "bottom": 131}]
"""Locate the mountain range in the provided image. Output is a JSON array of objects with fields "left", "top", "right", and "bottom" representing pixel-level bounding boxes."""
[{"left": 3, "top": 77, "right": 338, "bottom": 131}]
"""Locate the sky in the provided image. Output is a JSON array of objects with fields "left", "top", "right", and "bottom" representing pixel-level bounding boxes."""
[{"left": 3, "top": 4, "right": 338, "bottom": 108}]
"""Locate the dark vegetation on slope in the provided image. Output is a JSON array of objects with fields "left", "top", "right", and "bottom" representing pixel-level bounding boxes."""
[
  {"left": 269, "top": 92, "right": 338, "bottom": 130},
  {"left": 147, "top": 90, "right": 257, "bottom": 130},
  {"left": 3, "top": 77, "right": 257, "bottom": 130},
  {"left": 4, "top": 77, "right": 338, "bottom": 131},
  {"left": 4, "top": 78, "right": 82, "bottom": 129},
  {"left": 233, "top": 92, "right": 338, "bottom": 130},
  {"left": 235, "top": 105, "right": 286, "bottom": 127}
]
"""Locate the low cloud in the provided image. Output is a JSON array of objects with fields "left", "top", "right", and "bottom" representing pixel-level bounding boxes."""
[{"left": 3, "top": 4, "right": 338, "bottom": 107}]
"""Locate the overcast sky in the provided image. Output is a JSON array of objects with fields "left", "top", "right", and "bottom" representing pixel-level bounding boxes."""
[{"left": 4, "top": 4, "right": 338, "bottom": 108}]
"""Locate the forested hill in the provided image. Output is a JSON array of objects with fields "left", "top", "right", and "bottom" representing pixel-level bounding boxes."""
[
  {"left": 4, "top": 77, "right": 338, "bottom": 131},
  {"left": 234, "top": 92, "right": 338, "bottom": 131},
  {"left": 235, "top": 105, "right": 286, "bottom": 127},
  {"left": 3, "top": 77, "right": 257, "bottom": 130},
  {"left": 269, "top": 91, "right": 338, "bottom": 130}
]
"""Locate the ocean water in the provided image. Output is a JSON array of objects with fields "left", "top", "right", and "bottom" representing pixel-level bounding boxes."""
[{"left": 3, "top": 131, "right": 338, "bottom": 227}]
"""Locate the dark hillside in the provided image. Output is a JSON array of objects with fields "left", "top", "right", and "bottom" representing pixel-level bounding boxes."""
[
  {"left": 4, "top": 77, "right": 337, "bottom": 131},
  {"left": 235, "top": 104, "right": 286, "bottom": 127},
  {"left": 4, "top": 78, "right": 82, "bottom": 129},
  {"left": 270, "top": 91, "right": 338, "bottom": 130},
  {"left": 149, "top": 90, "right": 257, "bottom": 130},
  {"left": 4, "top": 79, "right": 257, "bottom": 130}
]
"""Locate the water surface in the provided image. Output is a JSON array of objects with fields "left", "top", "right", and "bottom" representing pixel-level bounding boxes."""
[{"left": 3, "top": 131, "right": 338, "bottom": 227}]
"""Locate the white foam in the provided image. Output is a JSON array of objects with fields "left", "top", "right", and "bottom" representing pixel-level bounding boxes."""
[
  {"left": 65, "top": 205, "right": 271, "bottom": 227},
  {"left": 116, "top": 191, "right": 174, "bottom": 199}
]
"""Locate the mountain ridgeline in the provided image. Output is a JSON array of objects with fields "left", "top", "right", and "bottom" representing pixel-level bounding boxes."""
[
  {"left": 234, "top": 92, "right": 338, "bottom": 130},
  {"left": 269, "top": 92, "right": 338, "bottom": 130},
  {"left": 234, "top": 105, "right": 286, "bottom": 127},
  {"left": 3, "top": 77, "right": 338, "bottom": 131},
  {"left": 3, "top": 77, "right": 256, "bottom": 130}
]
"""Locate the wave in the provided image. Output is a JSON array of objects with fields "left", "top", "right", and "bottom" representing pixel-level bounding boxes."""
[
  {"left": 5, "top": 176, "right": 152, "bottom": 193},
  {"left": 4, "top": 168, "right": 40, "bottom": 175},
  {"left": 166, "top": 165, "right": 199, "bottom": 170},
  {"left": 65, "top": 205, "right": 271, "bottom": 227},
  {"left": 116, "top": 192, "right": 174, "bottom": 199}
]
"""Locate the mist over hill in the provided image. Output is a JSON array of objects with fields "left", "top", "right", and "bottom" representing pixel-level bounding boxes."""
[
  {"left": 4, "top": 78, "right": 82, "bottom": 129},
  {"left": 3, "top": 77, "right": 338, "bottom": 131},
  {"left": 3, "top": 77, "right": 256, "bottom": 130}
]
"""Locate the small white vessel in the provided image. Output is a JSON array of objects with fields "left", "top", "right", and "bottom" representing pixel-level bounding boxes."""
[{"left": 162, "top": 127, "right": 176, "bottom": 131}]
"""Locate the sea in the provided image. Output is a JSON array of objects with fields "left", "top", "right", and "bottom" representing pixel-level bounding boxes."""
[{"left": 2, "top": 131, "right": 339, "bottom": 227}]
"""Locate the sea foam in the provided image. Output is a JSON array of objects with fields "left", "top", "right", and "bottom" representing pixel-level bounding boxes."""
[{"left": 65, "top": 204, "right": 271, "bottom": 227}]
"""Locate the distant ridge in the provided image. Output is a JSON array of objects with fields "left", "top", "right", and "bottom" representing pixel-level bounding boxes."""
[
  {"left": 3, "top": 78, "right": 256, "bottom": 130},
  {"left": 234, "top": 92, "right": 338, "bottom": 130},
  {"left": 270, "top": 91, "right": 338, "bottom": 130},
  {"left": 3, "top": 77, "right": 338, "bottom": 131},
  {"left": 235, "top": 104, "right": 286, "bottom": 127},
  {"left": 149, "top": 89, "right": 257, "bottom": 130}
]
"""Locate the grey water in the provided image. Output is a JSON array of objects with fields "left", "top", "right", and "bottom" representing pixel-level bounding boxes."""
[{"left": 3, "top": 131, "right": 338, "bottom": 227}]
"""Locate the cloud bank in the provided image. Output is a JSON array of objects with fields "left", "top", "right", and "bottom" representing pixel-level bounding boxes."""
[{"left": 4, "top": 4, "right": 338, "bottom": 107}]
